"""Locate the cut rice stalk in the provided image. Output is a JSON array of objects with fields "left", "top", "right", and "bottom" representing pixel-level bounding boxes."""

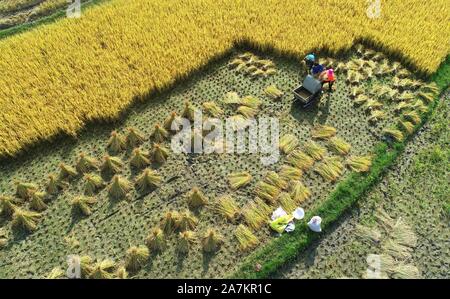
[
  {"left": 383, "top": 128, "right": 404, "bottom": 142},
  {"left": 101, "top": 155, "right": 124, "bottom": 174},
  {"left": 402, "top": 110, "right": 421, "bottom": 125},
  {"left": 390, "top": 263, "right": 421, "bottom": 279},
  {"left": 364, "top": 99, "right": 383, "bottom": 111},
  {"left": 186, "top": 187, "right": 208, "bottom": 208},
  {"left": 311, "top": 125, "right": 336, "bottom": 140},
  {"left": 391, "top": 218, "right": 417, "bottom": 248},
  {"left": 279, "top": 165, "right": 302, "bottom": 181},
  {"left": 71, "top": 195, "right": 97, "bottom": 216},
  {"left": 177, "top": 230, "right": 196, "bottom": 253},
  {"left": 59, "top": 163, "right": 78, "bottom": 180},
  {"left": 368, "top": 110, "right": 386, "bottom": 122},
  {"left": 214, "top": 195, "right": 240, "bottom": 221},
  {"left": 398, "top": 119, "right": 415, "bottom": 134},
  {"left": 202, "top": 101, "right": 223, "bottom": 117},
  {"left": 130, "top": 148, "right": 150, "bottom": 169},
  {"left": 29, "top": 190, "right": 48, "bottom": 211},
  {"left": 382, "top": 238, "right": 413, "bottom": 260},
  {"left": 115, "top": 266, "right": 128, "bottom": 279},
  {"left": 417, "top": 91, "right": 435, "bottom": 104},
  {"left": 395, "top": 102, "right": 413, "bottom": 112},
  {"left": 161, "top": 211, "right": 180, "bottom": 234},
  {"left": 76, "top": 153, "right": 99, "bottom": 174},
  {"left": 47, "top": 267, "right": 65, "bottom": 279},
  {"left": 150, "top": 124, "right": 169, "bottom": 143},
  {"left": 303, "top": 141, "right": 326, "bottom": 161},
  {"left": 346, "top": 156, "right": 372, "bottom": 173},
  {"left": 15, "top": 182, "right": 38, "bottom": 200},
  {"left": 125, "top": 245, "right": 149, "bottom": 272},
  {"left": 0, "top": 195, "right": 20, "bottom": 216},
  {"left": 254, "top": 197, "right": 272, "bottom": 216},
  {"left": 278, "top": 192, "right": 297, "bottom": 213},
  {"left": 125, "top": 127, "right": 145, "bottom": 148},
  {"left": 279, "top": 134, "right": 299, "bottom": 154},
  {"left": 289, "top": 180, "right": 311, "bottom": 204},
  {"left": 228, "top": 171, "right": 252, "bottom": 190},
  {"left": 264, "top": 84, "right": 284, "bottom": 100},
  {"left": 135, "top": 168, "right": 162, "bottom": 193},
  {"left": 108, "top": 175, "right": 131, "bottom": 201},
  {"left": 237, "top": 105, "right": 258, "bottom": 118},
  {"left": 264, "top": 171, "right": 288, "bottom": 190},
  {"left": 254, "top": 181, "right": 280, "bottom": 204},
  {"left": 146, "top": 227, "right": 166, "bottom": 252},
  {"left": 177, "top": 210, "right": 199, "bottom": 231},
  {"left": 315, "top": 157, "right": 344, "bottom": 181},
  {"left": 89, "top": 259, "right": 116, "bottom": 279},
  {"left": 354, "top": 94, "right": 369, "bottom": 105},
  {"left": 107, "top": 130, "right": 126, "bottom": 154},
  {"left": 327, "top": 137, "right": 351, "bottom": 156},
  {"left": 12, "top": 208, "right": 41, "bottom": 232},
  {"left": 240, "top": 95, "right": 262, "bottom": 109},
  {"left": 235, "top": 224, "right": 259, "bottom": 251},
  {"left": 411, "top": 100, "right": 428, "bottom": 113},
  {"left": 182, "top": 101, "right": 196, "bottom": 121},
  {"left": 242, "top": 202, "right": 266, "bottom": 230},
  {"left": 45, "top": 174, "right": 64, "bottom": 195},
  {"left": 287, "top": 150, "right": 315, "bottom": 170},
  {"left": 83, "top": 173, "right": 104, "bottom": 196},
  {"left": 354, "top": 224, "right": 381, "bottom": 243},
  {"left": 350, "top": 86, "right": 364, "bottom": 98},
  {"left": 223, "top": 91, "right": 242, "bottom": 105},
  {"left": 201, "top": 229, "right": 224, "bottom": 252},
  {"left": 150, "top": 143, "right": 169, "bottom": 163},
  {"left": 163, "top": 111, "right": 183, "bottom": 132}
]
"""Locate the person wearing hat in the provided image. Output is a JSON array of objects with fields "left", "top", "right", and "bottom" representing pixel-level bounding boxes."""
[
  {"left": 304, "top": 53, "right": 316, "bottom": 70},
  {"left": 319, "top": 68, "right": 336, "bottom": 92}
]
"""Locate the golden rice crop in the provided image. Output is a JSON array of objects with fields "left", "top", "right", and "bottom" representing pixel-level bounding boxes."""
[{"left": 0, "top": 0, "right": 448, "bottom": 158}]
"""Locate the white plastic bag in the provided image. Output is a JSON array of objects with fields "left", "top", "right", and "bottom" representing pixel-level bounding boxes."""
[
  {"left": 293, "top": 207, "right": 305, "bottom": 220},
  {"left": 308, "top": 216, "right": 322, "bottom": 232}
]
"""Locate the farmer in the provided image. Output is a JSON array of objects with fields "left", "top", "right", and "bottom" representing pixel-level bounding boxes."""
[
  {"left": 310, "top": 61, "right": 325, "bottom": 78},
  {"left": 303, "top": 53, "right": 316, "bottom": 70},
  {"left": 319, "top": 68, "right": 336, "bottom": 92}
]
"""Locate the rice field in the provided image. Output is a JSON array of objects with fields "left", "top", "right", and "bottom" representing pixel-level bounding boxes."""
[
  {"left": 0, "top": 45, "right": 438, "bottom": 278},
  {"left": 276, "top": 93, "right": 449, "bottom": 279},
  {"left": 0, "top": 0, "right": 449, "bottom": 158}
]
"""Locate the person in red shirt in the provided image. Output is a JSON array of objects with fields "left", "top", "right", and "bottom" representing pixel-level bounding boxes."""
[{"left": 319, "top": 68, "right": 336, "bottom": 92}]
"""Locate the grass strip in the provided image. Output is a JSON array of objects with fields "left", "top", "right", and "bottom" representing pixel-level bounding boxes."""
[{"left": 231, "top": 56, "right": 449, "bottom": 279}]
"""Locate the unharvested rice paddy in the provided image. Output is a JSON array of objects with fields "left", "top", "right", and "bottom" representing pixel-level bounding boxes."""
[
  {"left": 0, "top": 45, "right": 439, "bottom": 278},
  {"left": 0, "top": 0, "right": 449, "bottom": 157}
]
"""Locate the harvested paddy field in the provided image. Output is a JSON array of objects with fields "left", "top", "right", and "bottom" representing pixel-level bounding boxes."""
[
  {"left": 276, "top": 93, "right": 449, "bottom": 279},
  {"left": 0, "top": 45, "right": 440, "bottom": 278}
]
